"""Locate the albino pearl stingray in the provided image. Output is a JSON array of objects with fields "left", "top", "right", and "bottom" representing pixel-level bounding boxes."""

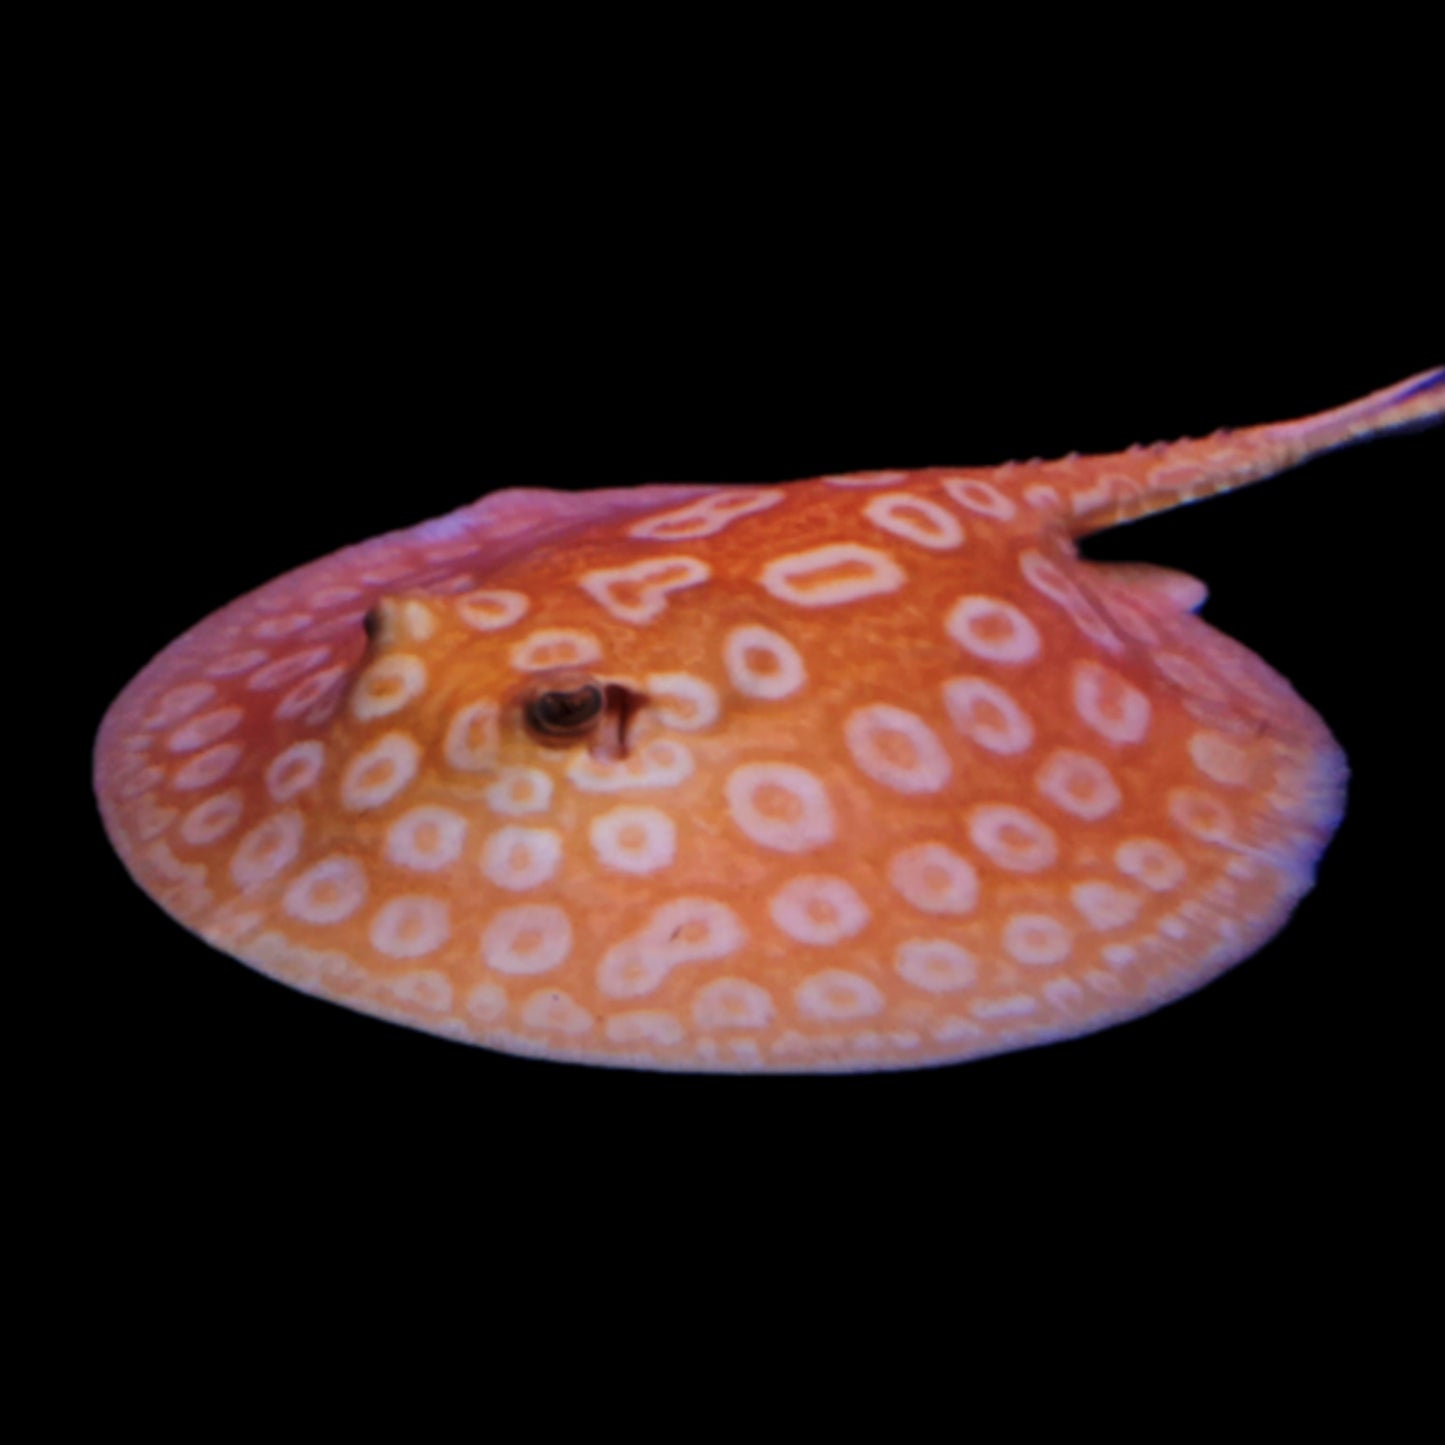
[{"left": 94, "top": 370, "right": 1444, "bottom": 1072}]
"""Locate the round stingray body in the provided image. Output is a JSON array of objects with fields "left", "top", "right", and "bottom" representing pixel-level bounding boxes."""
[{"left": 94, "top": 450, "right": 1356, "bottom": 1073}]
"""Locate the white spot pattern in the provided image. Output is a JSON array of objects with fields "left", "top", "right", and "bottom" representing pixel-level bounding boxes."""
[
  {"left": 444, "top": 702, "right": 500, "bottom": 772},
  {"left": 820, "top": 471, "right": 908, "bottom": 489},
  {"left": 485, "top": 767, "right": 553, "bottom": 816},
  {"left": 230, "top": 810, "right": 304, "bottom": 888},
  {"left": 167, "top": 707, "right": 243, "bottom": 754},
  {"left": 148, "top": 682, "right": 217, "bottom": 727},
  {"left": 266, "top": 740, "right": 325, "bottom": 802},
  {"left": 606, "top": 1011, "right": 685, "bottom": 1047},
  {"left": 1073, "top": 660, "right": 1152, "bottom": 744},
  {"left": 1003, "top": 914, "right": 1073, "bottom": 966},
  {"left": 341, "top": 732, "right": 421, "bottom": 810},
  {"left": 275, "top": 665, "right": 348, "bottom": 722},
  {"left": 968, "top": 804, "right": 1058, "bottom": 872},
  {"left": 1168, "top": 788, "right": 1235, "bottom": 843},
  {"left": 370, "top": 896, "right": 451, "bottom": 958},
  {"left": 480, "top": 826, "right": 563, "bottom": 891},
  {"left": 692, "top": 977, "right": 775, "bottom": 1030},
  {"left": 1189, "top": 731, "right": 1252, "bottom": 786},
  {"left": 509, "top": 629, "right": 603, "bottom": 672},
  {"left": 284, "top": 856, "right": 368, "bottom": 924},
  {"left": 768, "top": 875, "right": 871, "bottom": 945},
  {"left": 179, "top": 790, "right": 244, "bottom": 847},
  {"left": 520, "top": 989, "right": 594, "bottom": 1036},
  {"left": 352, "top": 654, "right": 428, "bottom": 720},
  {"left": 590, "top": 806, "right": 677, "bottom": 875},
  {"left": 794, "top": 970, "right": 885, "bottom": 1021},
  {"left": 844, "top": 704, "right": 953, "bottom": 795},
  {"left": 941, "top": 476, "right": 1017, "bottom": 521},
  {"left": 758, "top": 543, "right": 905, "bottom": 608},
  {"left": 895, "top": 939, "right": 977, "bottom": 993},
  {"left": 945, "top": 596, "right": 1042, "bottom": 663},
  {"left": 578, "top": 556, "right": 711, "bottom": 624},
  {"left": 1114, "top": 837, "right": 1186, "bottom": 892},
  {"left": 247, "top": 648, "right": 332, "bottom": 692},
  {"left": 645, "top": 672, "right": 720, "bottom": 731},
  {"left": 455, "top": 589, "right": 530, "bottom": 632},
  {"left": 386, "top": 806, "right": 469, "bottom": 871},
  {"left": 482, "top": 904, "right": 573, "bottom": 975},
  {"left": 1019, "top": 550, "right": 1122, "bottom": 653},
  {"left": 205, "top": 650, "right": 269, "bottom": 679},
  {"left": 172, "top": 743, "right": 244, "bottom": 791},
  {"left": 597, "top": 898, "right": 745, "bottom": 999},
  {"left": 723, "top": 625, "right": 807, "bottom": 700},
  {"left": 567, "top": 739, "right": 694, "bottom": 793},
  {"left": 862, "top": 493, "right": 965, "bottom": 550},
  {"left": 628, "top": 489, "right": 782, "bottom": 540},
  {"left": 942, "top": 676, "right": 1035, "bottom": 755},
  {"left": 887, "top": 842, "right": 980, "bottom": 915},
  {"left": 1070, "top": 881, "right": 1143, "bottom": 930},
  {"left": 1034, "top": 748, "right": 1122, "bottom": 820},
  {"left": 726, "top": 763, "right": 836, "bottom": 853}
]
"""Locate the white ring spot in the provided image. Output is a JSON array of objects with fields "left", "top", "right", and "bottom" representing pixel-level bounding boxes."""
[
  {"left": 444, "top": 701, "right": 500, "bottom": 771},
  {"left": 968, "top": 804, "right": 1059, "bottom": 873},
  {"left": 1168, "top": 787, "right": 1235, "bottom": 843},
  {"left": 887, "top": 842, "right": 979, "bottom": 915},
  {"left": 590, "top": 806, "right": 677, "bottom": 875},
  {"left": 1073, "top": 659, "right": 1152, "bottom": 744},
  {"left": 726, "top": 763, "right": 836, "bottom": 853},
  {"left": 942, "top": 676, "right": 1035, "bottom": 755},
  {"left": 1034, "top": 749, "right": 1123, "bottom": 820},
  {"left": 485, "top": 766, "right": 553, "bottom": 816},
  {"left": 266, "top": 740, "right": 326, "bottom": 802},
  {"left": 481, "top": 904, "right": 573, "bottom": 975},
  {"left": 386, "top": 806, "right": 469, "bottom": 871},
  {"left": 1114, "top": 837, "right": 1187, "bottom": 892},
  {"left": 147, "top": 682, "right": 218, "bottom": 727},
  {"left": 275, "top": 665, "right": 349, "bottom": 721},
  {"left": 1070, "top": 881, "right": 1143, "bottom": 930},
  {"left": 758, "top": 543, "right": 905, "bottom": 608},
  {"left": 794, "top": 969, "right": 885, "bottom": 1021},
  {"left": 456, "top": 589, "right": 530, "bottom": 631},
  {"left": 352, "top": 654, "right": 428, "bottom": 720},
  {"left": 723, "top": 625, "right": 807, "bottom": 700},
  {"left": 768, "top": 875, "right": 871, "bottom": 945},
  {"left": 819, "top": 470, "right": 908, "bottom": 489},
  {"left": 1003, "top": 913, "right": 1074, "bottom": 966},
  {"left": 230, "top": 810, "right": 304, "bottom": 888},
  {"left": 253, "top": 612, "right": 313, "bottom": 640},
  {"left": 862, "top": 492, "right": 965, "bottom": 550},
  {"left": 1189, "top": 730, "right": 1253, "bottom": 786},
  {"left": 172, "top": 742, "right": 244, "bottom": 791},
  {"left": 941, "top": 476, "right": 1017, "bottom": 521},
  {"left": 167, "top": 707, "right": 244, "bottom": 754},
  {"left": 206, "top": 650, "right": 269, "bottom": 679},
  {"left": 628, "top": 489, "right": 783, "bottom": 540},
  {"left": 480, "top": 826, "right": 563, "bottom": 891},
  {"left": 509, "top": 629, "right": 603, "bottom": 671},
  {"left": 972, "top": 994, "right": 1039, "bottom": 1020},
  {"left": 370, "top": 896, "right": 451, "bottom": 958},
  {"left": 644, "top": 672, "right": 721, "bottom": 731},
  {"left": 605, "top": 1010, "right": 686, "bottom": 1047},
  {"left": 340, "top": 732, "right": 421, "bottom": 810},
  {"left": 520, "top": 989, "right": 594, "bottom": 1036},
  {"left": 597, "top": 897, "right": 745, "bottom": 999},
  {"left": 578, "top": 556, "right": 711, "bottom": 624},
  {"left": 465, "top": 982, "right": 508, "bottom": 1024},
  {"left": 284, "top": 856, "right": 368, "bottom": 925},
  {"left": 246, "top": 647, "right": 332, "bottom": 692},
  {"left": 567, "top": 739, "right": 694, "bottom": 793},
  {"left": 844, "top": 704, "right": 953, "bottom": 794},
  {"left": 1019, "top": 550, "right": 1122, "bottom": 653},
  {"left": 895, "top": 938, "right": 978, "bottom": 994},
  {"left": 179, "top": 790, "right": 244, "bottom": 847},
  {"left": 692, "top": 977, "right": 776, "bottom": 1030},
  {"left": 945, "top": 596, "right": 1042, "bottom": 663}
]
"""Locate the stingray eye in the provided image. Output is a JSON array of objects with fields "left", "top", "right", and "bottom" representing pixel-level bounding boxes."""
[{"left": 525, "top": 683, "right": 605, "bottom": 739}]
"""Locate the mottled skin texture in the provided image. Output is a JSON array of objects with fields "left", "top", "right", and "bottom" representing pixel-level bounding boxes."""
[{"left": 94, "top": 371, "right": 1445, "bottom": 1071}]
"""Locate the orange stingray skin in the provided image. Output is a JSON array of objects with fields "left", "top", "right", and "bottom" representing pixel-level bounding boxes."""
[{"left": 93, "top": 370, "right": 1444, "bottom": 1071}]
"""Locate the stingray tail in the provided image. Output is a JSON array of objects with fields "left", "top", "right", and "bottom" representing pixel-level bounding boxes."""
[{"left": 1065, "top": 367, "right": 1445, "bottom": 537}]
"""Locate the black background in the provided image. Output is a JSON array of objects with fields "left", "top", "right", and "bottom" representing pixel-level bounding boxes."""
[{"left": 65, "top": 55, "right": 1439, "bottom": 1394}]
